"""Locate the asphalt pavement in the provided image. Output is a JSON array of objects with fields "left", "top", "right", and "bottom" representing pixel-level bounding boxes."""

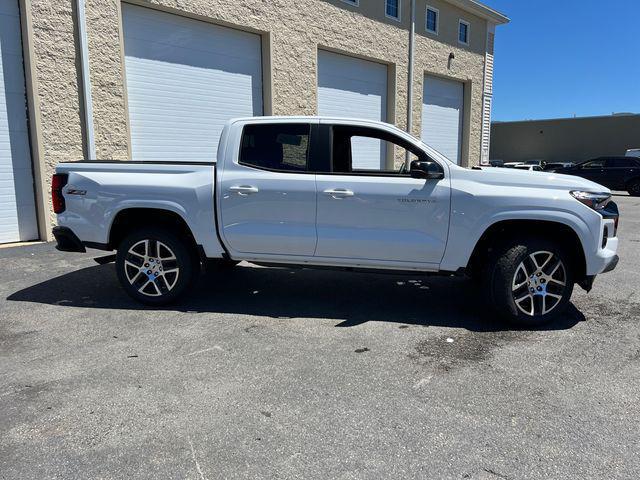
[{"left": 1, "top": 193, "right": 639, "bottom": 479}]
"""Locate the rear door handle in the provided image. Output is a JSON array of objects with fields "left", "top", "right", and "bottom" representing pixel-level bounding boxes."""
[
  {"left": 229, "top": 185, "right": 259, "bottom": 195},
  {"left": 324, "top": 188, "right": 354, "bottom": 198}
]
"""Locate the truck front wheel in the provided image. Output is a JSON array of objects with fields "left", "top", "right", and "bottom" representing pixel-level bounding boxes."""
[
  {"left": 483, "top": 238, "right": 575, "bottom": 327},
  {"left": 116, "top": 227, "right": 195, "bottom": 305}
]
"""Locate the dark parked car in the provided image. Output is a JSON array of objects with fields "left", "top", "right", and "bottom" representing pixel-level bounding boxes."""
[
  {"left": 544, "top": 161, "right": 574, "bottom": 171},
  {"left": 554, "top": 156, "right": 640, "bottom": 196}
]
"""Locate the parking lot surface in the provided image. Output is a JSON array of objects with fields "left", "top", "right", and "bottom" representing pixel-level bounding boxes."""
[{"left": 1, "top": 194, "right": 639, "bottom": 480}]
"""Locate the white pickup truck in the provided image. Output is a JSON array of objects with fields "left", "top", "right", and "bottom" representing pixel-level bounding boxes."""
[{"left": 52, "top": 117, "right": 619, "bottom": 326}]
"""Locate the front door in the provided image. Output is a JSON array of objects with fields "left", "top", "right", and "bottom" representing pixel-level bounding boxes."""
[
  {"left": 219, "top": 121, "right": 317, "bottom": 257},
  {"left": 314, "top": 123, "right": 450, "bottom": 268},
  {"left": 574, "top": 158, "right": 608, "bottom": 186}
]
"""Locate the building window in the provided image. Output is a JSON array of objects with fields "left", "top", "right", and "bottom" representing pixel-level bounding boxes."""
[
  {"left": 341, "top": 0, "right": 359, "bottom": 5},
  {"left": 459, "top": 19, "right": 470, "bottom": 45},
  {"left": 385, "top": 0, "right": 400, "bottom": 20},
  {"left": 426, "top": 6, "right": 439, "bottom": 34}
]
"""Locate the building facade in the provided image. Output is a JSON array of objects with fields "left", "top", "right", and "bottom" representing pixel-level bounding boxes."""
[
  {"left": 1, "top": 0, "right": 507, "bottom": 244},
  {"left": 490, "top": 114, "right": 640, "bottom": 165}
]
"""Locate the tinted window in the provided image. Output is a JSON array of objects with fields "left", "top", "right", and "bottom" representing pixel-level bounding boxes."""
[
  {"left": 608, "top": 158, "right": 637, "bottom": 168},
  {"left": 581, "top": 159, "right": 606, "bottom": 169},
  {"left": 240, "top": 124, "right": 310, "bottom": 172}
]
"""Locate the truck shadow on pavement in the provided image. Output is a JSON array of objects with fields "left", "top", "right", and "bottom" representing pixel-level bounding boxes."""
[{"left": 7, "top": 262, "right": 585, "bottom": 332}]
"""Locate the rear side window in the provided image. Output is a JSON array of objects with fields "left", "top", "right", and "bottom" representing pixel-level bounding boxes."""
[
  {"left": 608, "top": 158, "right": 637, "bottom": 168},
  {"left": 239, "top": 124, "right": 310, "bottom": 172}
]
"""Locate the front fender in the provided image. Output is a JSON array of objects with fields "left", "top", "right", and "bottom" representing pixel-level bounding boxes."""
[{"left": 440, "top": 208, "right": 593, "bottom": 272}]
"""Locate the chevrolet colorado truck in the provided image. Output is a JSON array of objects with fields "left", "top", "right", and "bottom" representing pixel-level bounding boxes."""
[{"left": 52, "top": 117, "right": 619, "bottom": 326}]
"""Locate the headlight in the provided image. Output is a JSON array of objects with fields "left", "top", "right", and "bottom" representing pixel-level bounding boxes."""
[{"left": 570, "top": 191, "right": 611, "bottom": 210}]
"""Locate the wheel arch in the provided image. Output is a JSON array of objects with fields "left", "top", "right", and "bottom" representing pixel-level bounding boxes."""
[
  {"left": 108, "top": 208, "right": 198, "bottom": 252},
  {"left": 467, "top": 219, "right": 587, "bottom": 282}
]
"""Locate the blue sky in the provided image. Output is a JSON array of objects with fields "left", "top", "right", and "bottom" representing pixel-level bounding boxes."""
[{"left": 485, "top": 0, "right": 640, "bottom": 121}]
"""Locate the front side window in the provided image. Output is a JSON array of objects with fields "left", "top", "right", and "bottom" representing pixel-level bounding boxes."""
[
  {"left": 458, "top": 20, "right": 470, "bottom": 45},
  {"left": 581, "top": 159, "right": 606, "bottom": 169},
  {"left": 426, "top": 7, "right": 438, "bottom": 33},
  {"left": 386, "top": 0, "right": 399, "bottom": 19},
  {"left": 240, "top": 124, "right": 310, "bottom": 172},
  {"left": 331, "top": 125, "right": 426, "bottom": 175}
]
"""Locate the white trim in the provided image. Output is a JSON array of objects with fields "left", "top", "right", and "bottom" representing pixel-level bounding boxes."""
[
  {"left": 384, "top": 0, "right": 401, "bottom": 21},
  {"left": 458, "top": 19, "right": 470, "bottom": 46},
  {"left": 340, "top": 0, "right": 359, "bottom": 6},
  {"left": 75, "top": 0, "right": 96, "bottom": 159},
  {"left": 444, "top": 0, "right": 509, "bottom": 25},
  {"left": 425, "top": 5, "right": 439, "bottom": 35}
]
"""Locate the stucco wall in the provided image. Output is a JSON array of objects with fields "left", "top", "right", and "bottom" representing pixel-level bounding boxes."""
[{"left": 27, "top": 0, "right": 489, "bottom": 231}]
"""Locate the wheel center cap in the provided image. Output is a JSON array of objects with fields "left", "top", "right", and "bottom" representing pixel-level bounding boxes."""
[
  {"left": 528, "top": 274, "right": 547, "bottom": 295},
  {"left": 144, "top": 258, "right": 163, "bottom": 279}
]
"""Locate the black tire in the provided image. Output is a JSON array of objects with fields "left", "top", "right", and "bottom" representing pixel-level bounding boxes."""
[
  {"left": 116, "top": 227, "right": 196, "bottom": 305},
  {"left": 627, "top": 179, "right": 640, "bottom": 197},
  {"left": 482, "top": 237, "right": 575, "bottom": 327}
]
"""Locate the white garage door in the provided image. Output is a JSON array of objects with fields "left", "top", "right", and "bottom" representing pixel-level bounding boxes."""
[
  {"left": 0, "top": 0, "right": 37, "bottom": 243},
  {"left": 122, "top": 4, "right": 263, "bottom": 162},
  {"left": 422, "top": 75, "right": 464, "bottom": 164},
  {"left": 317, "top": 50, "right": 387, "bottom": 169}
]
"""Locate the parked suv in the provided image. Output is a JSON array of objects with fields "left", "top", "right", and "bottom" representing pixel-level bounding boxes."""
[{"left": 553, "top": 156, "right": 640, "bottom": 196}]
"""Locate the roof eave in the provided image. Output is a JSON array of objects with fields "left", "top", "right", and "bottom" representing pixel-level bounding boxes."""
[{"left": 445, "top": 0, "right": 510, "bottom": 25}]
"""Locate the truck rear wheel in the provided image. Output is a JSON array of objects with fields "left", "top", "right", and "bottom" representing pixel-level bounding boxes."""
[
  {"left": 483, "top": 238, "right": 575, "bottom": 327},
  {"left": 116, "top": 227, "right": 195, "bottom": 305}
]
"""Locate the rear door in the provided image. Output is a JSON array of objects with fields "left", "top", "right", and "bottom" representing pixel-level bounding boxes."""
[
  {"left": 607, "top": 158, "right": 638, "bottom": 190},
  {"left": 218, "top": 121, "right": 318, "bottom": 257},
  {"left": 314, "top": 123, "right": 450, "bottom": 268}
]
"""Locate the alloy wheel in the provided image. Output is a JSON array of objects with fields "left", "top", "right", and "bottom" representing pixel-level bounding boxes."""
[
  {"left": 511, "top": 250, "right": 567, "bottom": 316},
  {"left": 123, "top": 239, "right": 180, "bottom": 297}
]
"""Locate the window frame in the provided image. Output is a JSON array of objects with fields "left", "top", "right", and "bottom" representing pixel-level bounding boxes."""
[
  {"left": 321, "top": 124, "right": 437, "bottom": 178},
  {"left": 458, "top": 19, "right": 470, "bottom": 46},
  {"left": 425, "top": 5, "right": 439, "bottom": 35},
  {"left": 385, "top": 0, "right": 401, "bottom": 22},
  {"left": 237, "top": 122, "right": 319, "bottom": 175}
]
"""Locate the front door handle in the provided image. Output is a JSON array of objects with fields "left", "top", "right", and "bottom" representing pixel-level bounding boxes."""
[
  {"left": 324, "top": 188, "right": 354, "bottom": 198},
  {"left": 229, "top": 185, "right": 259, "bottom": 196}
]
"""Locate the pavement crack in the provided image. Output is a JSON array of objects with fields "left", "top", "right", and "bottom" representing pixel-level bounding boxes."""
[
  {"left": 188, "top": 436, "right": 208, "bottom": 480},
  {"left": 483, "top": 467, "right": 510, "bottom": 479}
]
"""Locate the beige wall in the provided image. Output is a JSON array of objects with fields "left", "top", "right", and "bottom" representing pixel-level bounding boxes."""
[
  {"left": 491, "top": 115, "right": 640, "bottom": 164},
  {"left": 26, "top": 0, "right": 490, "bottom": 235}
]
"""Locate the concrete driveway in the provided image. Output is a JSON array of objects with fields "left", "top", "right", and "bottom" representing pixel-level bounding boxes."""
[{"left": 1, "top": 194, "right": 639, "bottom": 480}]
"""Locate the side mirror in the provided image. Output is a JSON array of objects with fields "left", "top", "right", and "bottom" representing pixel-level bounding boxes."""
[{"left": 410, "top": 160, "right": 444, "bottom": 180}]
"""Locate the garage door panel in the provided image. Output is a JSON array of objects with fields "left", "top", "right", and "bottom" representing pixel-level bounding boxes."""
[
  {"left": 123, "top": 4, "right": 263, "bottom": 162},
  {"left": 0, "top": 15, "right": 22, "bottom": 55},
  {"left": 0, "top": 0, "right": 38, "bottom": 243},
  {"left": 422, "top": 75, "right": 464, "bottom": 164},
  {"left": 317, "top": 50, "right": 387, "bottom": 170}
]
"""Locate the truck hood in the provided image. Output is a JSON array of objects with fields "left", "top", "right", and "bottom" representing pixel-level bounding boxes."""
[{"left": 454, "top": 166, "right": 610, "bottom": 193}]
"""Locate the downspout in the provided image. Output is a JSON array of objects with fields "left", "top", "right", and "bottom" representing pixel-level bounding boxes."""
[
  {"left": 75, "top": 0, "right": 96, "bottom": 160},
  {"left": 405, "top": 0, "right": 416, "bottom": 167}
]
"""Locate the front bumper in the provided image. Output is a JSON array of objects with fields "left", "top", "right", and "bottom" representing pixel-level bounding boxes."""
[
  {"left": 52, "top": 226, "right": 86, "bottom": 253},
  {"left": 602, "top": 253, "right": 619, "bottom": 273}
]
